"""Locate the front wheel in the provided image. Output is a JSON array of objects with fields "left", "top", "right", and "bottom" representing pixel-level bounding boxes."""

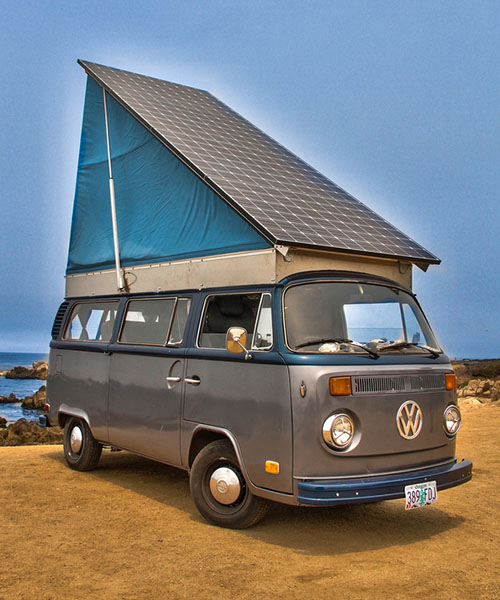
[
  {"left": 190, "top": 439, "right": 270, "bottom": 529},
  {"left": 63, "top": 417, "right": 102, "bottom": 471}
]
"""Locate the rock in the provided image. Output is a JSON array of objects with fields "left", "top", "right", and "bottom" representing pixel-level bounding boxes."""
[
  {"left": 0, "top": 418, "right": 63, "bottom": 446},
  {"left": 4, "top": 361, "right": 48, "bottom": 380},
  {"left": 0, "top": 392, "right": 20, "bottom": 403},
  {"left": 0, "top": 416, "right": 7, "bottom": 428},
  {"left": 458, "top": 396, "right": 483, "bottom": 410},
  {"left": 458, "top": 377, "right": 500, "bottom": 399},
  {"left": 21, "top": 386, "right": 46, "bottom": 409}
]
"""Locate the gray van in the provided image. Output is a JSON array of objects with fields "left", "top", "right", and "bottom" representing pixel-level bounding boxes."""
[
  {"left": 47, "top": 61, "right": 471, "bottom": 527},
  {"left": 45, "top": 270, "right": 472, "bottom": 528}
]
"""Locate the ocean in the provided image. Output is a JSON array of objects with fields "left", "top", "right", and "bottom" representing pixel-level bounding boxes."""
[{"left": 0, "top": 352, "right": 49, "bottom": 424}]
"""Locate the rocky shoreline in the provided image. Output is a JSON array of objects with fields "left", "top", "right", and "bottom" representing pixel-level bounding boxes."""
[
  {"left": 0, "top": 418, "right": 63, "bottom": 446},
  {"left": 0, "top": 360, "right": 48, "bottom": 380},
  {"left": 0, "top": 360, "right": 61, "bottom": 445},
  {"left": 0, "top": 385, "right": 47, "bottom": 409}
]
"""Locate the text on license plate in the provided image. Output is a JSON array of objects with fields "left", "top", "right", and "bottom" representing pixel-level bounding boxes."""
[{"left": 405, "top": 480, "right": 437, "bottom": 510}]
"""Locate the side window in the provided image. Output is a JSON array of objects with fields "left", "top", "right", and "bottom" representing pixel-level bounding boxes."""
[
  {"left": 119, "top": 299, "right": 176, "bottom": 345},
  {"left": 64, "top": 302, "right": 119, "bottom": 342},
  {"left": 251, "top": 293, "right": 273, "bottom": 349},
  {"left": 199, "top": 293, "right": 262, "bottom": 349},
  {"left": 168, "top": 298, "right": 191, "bottom": 345}
]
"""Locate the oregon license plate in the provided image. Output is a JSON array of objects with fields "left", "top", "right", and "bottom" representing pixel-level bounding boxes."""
[{"left": 405, "top": 481, "right": 437, "bottom": 510}]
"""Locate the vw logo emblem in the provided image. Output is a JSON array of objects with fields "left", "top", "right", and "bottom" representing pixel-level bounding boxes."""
[{"left": 396, "top": 401, "right": 423, "bottom": 439}]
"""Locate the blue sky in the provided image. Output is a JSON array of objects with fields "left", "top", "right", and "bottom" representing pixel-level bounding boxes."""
[{"left": 1, "top": 0, "right": 499, "bottom": 358}]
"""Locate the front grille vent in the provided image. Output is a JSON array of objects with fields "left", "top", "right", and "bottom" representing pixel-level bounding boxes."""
[
  {"left": 51, "top": 301, "right": 70, "bottom": 339},
  {"left": 353, "top": 374, "right": 446, "bottom": 394},
  {"left": 354, "top": 376, "right": 406, "bottom": 394},
  {"left": 409, "top": 374, "right": 445, "bottom": 390}
]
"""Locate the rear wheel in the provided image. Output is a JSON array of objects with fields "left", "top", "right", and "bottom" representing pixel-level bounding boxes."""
[
  {"left": 190, "top": 439, "right": 270, "bottom": 528},
  {"left": 63, "top": 417, "right": 102, "bottom": 471}
]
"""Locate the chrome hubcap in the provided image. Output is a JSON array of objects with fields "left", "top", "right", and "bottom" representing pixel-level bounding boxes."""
[
  {"left": 209, "top": 467, "right": 241, "bottom": 505},
  {"left": 70, "top": 426, "right": 83, "bottom": 454}
]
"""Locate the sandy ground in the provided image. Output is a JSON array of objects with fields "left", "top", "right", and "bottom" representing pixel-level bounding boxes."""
[{"left": 1, "top": 404, "right": 499, "bottom": 600}]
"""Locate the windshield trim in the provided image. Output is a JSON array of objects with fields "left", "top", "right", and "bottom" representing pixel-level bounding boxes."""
[{"left": 281, "top": 279, "right": 443, "bottom": 356}]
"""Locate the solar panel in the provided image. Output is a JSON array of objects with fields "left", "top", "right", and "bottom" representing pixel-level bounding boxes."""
[{"left": 78, "top": 60, "right": 439, "bottom": 265}]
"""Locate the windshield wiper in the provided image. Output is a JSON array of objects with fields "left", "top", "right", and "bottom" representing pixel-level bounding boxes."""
[
  {"left": 377, "top": 341, "right": 440, "bottom": 358},
  {"left": 295, "top": 337, "right": 379, "bottom": 358}
]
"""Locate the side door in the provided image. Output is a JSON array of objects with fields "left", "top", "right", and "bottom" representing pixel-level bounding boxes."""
[
  {"left": 107, "top": 296, "right": 191, "bottom": 466},
  {"left": 183, "top": 291, "right": 293, "bottom": 494}
]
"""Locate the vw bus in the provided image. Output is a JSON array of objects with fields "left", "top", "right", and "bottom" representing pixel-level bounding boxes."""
[{"left": 45, "top": 270, "right": 472, "bottom": 528}]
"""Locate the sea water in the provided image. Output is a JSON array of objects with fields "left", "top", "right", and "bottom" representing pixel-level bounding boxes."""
[{"left": 0, "top": 352, "right": 49, "bottom": 424}]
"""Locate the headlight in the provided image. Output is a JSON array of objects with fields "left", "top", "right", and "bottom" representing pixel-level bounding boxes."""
[
  {"left": 323, "top": 413, "right": 354, "bottom": 449},
  {"left": 443, "top": 404, "right": 461, "bottom": 436}
]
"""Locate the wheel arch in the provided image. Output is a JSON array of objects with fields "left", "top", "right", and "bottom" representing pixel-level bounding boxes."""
[
  {"left": 57, "top": 405, "right": 92, "bottom": 430},
  {"left": 188, "top": 426, "right": 246, "bottom": 474}
]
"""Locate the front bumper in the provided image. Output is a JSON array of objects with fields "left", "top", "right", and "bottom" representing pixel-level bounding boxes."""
[{"left": 297, "top": 459, "right": 473, "bottom": 506}]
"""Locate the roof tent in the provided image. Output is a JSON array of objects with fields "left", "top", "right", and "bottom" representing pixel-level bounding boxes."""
[{"left": 66, "top": 60, "right": 439, "bottom": 297}]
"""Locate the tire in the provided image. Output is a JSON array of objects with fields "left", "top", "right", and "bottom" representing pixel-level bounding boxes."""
[
  {"left": 63, "top": 417, "right": 102, "bottom": 471},
  {"left": 190, "top": 439, "right": 270, "bottom": 529}
]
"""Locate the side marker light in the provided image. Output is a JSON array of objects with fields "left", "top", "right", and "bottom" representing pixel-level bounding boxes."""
[{"left": 265, "top": 461, "right": 280, "bottom": 475}]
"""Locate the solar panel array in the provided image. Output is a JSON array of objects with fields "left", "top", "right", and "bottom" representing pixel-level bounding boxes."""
[{"left": 78, "top": 60, "right": 439, "bottom": 264}]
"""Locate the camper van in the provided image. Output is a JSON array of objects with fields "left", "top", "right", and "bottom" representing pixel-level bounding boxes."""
[{"left": 45, "top": 61, "right": 472, "bottom": 528}]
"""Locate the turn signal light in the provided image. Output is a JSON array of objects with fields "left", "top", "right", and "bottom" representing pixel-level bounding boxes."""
[
  {"left": 445, "top": 374, "right": 457, "bottom": 390},
  {"left": 329, "top": 376, "right": 352, "bottom": 396},
  {"left": 43, "top": 403, "right": 51, "bottom": 413}
]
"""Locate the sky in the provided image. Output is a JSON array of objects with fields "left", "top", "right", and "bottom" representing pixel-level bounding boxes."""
[{"left": 1, "top": 0, "right": 499, "bottom": 358}]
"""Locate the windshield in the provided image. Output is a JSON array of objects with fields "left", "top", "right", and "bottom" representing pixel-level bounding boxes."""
[{"left": 283, "top": 281, "right": 440, "bottom": 355}]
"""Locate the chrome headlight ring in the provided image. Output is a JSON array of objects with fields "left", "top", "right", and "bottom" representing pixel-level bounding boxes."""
[
  {"left": 322, "top": 413, "right": 355, "bottom": 450},
  {"left": 443, "top": 404, "right": 461, "bottom": 437}
]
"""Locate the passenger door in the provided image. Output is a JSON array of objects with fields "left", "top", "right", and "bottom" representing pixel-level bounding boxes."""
[
  {"left": 107, "top": 297, "right": 191, "bottom": 465},
  {"left": 183, "top": 292, "right": 293, "bottom": 493}
]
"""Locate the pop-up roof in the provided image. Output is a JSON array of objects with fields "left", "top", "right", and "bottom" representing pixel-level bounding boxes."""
[{"left": 68, "top": 60, "right": 439, "bottom": 276}]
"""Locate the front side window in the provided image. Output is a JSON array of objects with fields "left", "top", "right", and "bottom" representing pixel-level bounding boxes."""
[
  {"left": 251, "top": 293, "right": 273, "bottom": 349},
  {"left": 119, "top": 297, "right": 191, "bottom": 346},
  {"left": 199, "top": 293, "right": 272, "bottom": 350},
  {"left": 64, "top": 302, "right": 119, "bottom": 342},
  {"left": 283, "top": 282, "right": 440, "bottom": 355}
]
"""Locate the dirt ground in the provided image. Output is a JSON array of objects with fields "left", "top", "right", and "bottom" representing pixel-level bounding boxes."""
[{"left": 1, "top": 404, "right": 499, "bottom": 600}]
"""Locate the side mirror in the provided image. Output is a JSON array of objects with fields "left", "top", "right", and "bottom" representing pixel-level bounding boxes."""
[{"left": 225, "top": 327, "right": 252, "bottom": 360}]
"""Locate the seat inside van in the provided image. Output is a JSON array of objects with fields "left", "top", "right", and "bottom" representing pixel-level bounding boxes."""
[{"left": 200, "top": 294, "right": 258, "bottom": 349}]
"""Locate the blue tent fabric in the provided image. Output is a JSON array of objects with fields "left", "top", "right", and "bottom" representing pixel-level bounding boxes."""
[{"left": 67, "top": 77, "right": 270, "bottom": 274}]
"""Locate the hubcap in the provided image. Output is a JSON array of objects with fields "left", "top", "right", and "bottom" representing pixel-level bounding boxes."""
[
  {"left": 70, "top": 426, "right": 83, "bottom": 454},
  {"left": 209, "top": 467, "right": 241, "bottom": 505}
]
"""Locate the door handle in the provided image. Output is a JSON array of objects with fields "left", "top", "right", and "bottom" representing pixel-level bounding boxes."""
[
  {"left": 185, "top": 376, "right": 201, "bottom": 386},
  {"left": 166, "top": 376, "right": 181, "bottom": 383}
]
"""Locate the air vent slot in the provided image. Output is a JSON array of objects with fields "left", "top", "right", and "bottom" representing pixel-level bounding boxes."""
[
  {"left": 353, "top": 376, "right": 406, "bottom": 394},
  {"left": 51, "top": 301, "right": 70, "bottom": 339},
  {"left": 409, "top": 374, "right": 446, "bottom": 390}
]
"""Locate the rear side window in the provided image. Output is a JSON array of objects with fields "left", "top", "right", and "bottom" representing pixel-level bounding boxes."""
[
  {"left": 63, "top": 302, "right": 119, "bottom": 342},
  {"left": 119, "top": 297, "right": 191, "bottom": 346},
  {"left": 168, "top": 298, "right": 191, "bottom": 345}
]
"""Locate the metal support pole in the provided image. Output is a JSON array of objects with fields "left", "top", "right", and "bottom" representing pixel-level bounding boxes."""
[{"left": 103, "top": 87, "right": 125, "bottom": 292}]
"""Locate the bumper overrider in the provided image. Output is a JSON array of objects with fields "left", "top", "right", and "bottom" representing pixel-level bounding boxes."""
[{"left": 297, "top": 459, "right": 472, "bottom": 506}]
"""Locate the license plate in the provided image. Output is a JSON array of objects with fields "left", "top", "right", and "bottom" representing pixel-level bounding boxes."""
[{"left": 405, "top": 480, "right": 437, "bottom": 510}]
